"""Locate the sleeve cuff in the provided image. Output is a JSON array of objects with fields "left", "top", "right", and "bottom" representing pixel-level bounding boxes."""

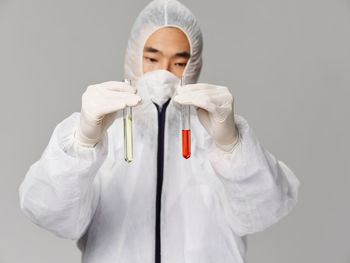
[
  {"left": 44, "top": 112, "right": 109, "bottom": 164},
  {"left": 204, "top": 117, "right": 244, "bottom": 163}
]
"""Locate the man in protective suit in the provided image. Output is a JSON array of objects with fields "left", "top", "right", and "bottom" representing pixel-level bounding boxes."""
[{"left": 19, "top": 0, "right": 300, "bottom": 262}]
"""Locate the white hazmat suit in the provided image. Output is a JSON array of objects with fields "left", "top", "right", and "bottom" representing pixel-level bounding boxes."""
[{"left": 19, "top": 0, "right": 300, "bottom": 262}]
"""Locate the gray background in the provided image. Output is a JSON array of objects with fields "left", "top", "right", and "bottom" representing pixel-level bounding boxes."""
[{"left": 1, "top": 0, "right": 349, "bottom": 262}]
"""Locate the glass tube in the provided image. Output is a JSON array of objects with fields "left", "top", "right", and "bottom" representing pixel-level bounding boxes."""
[
  {"left": 181, "top": 76, "right": 191, "bottom": 159},
  {"left": 123, "top": 79, "right": 133, "bottom": 163}
]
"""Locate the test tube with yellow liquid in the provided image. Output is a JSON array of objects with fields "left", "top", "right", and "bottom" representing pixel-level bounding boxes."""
[{"left": 123, "top": 79, "right": 133, "bottom": 163}]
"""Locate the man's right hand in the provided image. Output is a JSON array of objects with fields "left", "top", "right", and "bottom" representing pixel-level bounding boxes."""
[{"left": 74, "top": 81, "right": 142, "bottom": 147}]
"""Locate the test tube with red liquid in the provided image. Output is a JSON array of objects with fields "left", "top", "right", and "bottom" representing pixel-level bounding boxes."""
[{"left": 181, "top": 76, "right": 191, "bottom": 159}]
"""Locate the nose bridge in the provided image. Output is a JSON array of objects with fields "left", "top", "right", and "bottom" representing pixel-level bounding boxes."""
[{"left": 160, "top": 58, "right": 171, "bottom": 71}]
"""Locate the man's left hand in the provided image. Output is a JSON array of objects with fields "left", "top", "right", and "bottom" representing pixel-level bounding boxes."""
[{"left": 173, "top": 83, "right": 239, "bottom": 152}]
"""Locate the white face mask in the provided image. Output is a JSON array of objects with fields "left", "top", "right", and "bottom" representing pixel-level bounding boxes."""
[{"left": 135, "top": 69, "right": 181, "bottom": 107}]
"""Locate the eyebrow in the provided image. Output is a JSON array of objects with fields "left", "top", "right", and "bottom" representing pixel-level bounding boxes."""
[{"left": 144, "top": 46, "right": 191, "bottom": 58}]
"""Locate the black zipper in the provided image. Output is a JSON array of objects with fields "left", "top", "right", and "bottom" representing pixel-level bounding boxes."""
[{"left": 154, "top": 99, "right": 171, "bottom": 263}]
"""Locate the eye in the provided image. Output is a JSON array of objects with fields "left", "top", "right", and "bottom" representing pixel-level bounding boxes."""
[
  {"left": 144, "top": 57, "right": 158, "bottom": 63},
  {"left": 175, "top": 63, "right": 187, "bottom": 67}
]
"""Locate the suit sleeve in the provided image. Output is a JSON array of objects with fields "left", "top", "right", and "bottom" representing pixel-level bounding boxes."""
[
  {"left": 19, "top": 112, "right": 109, "bottom": 240},
  {"left": 205, "top": 114, "right": 300, "bottom": 237}
]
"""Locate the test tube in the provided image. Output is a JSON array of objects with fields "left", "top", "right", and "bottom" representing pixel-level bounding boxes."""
[
  {"left": 123, "top": 79, "right": 133, "bottom": 163},
  {"left": 181, "top": 76, "right": 191, "bottom": 159}
]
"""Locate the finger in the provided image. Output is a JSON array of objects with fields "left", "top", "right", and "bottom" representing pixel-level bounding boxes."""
[
  {"left": 207, "top": 92, "right": 233, "bottom": 106},
  {"left": 103, "top": 93, "right": 142, "bottom": 106},
  {"left": 174, "top": 90, "right": 232, "bottom": 107},
  {"left": 175, "top": 87, "right": 231, "bottom": 105},
  {"left": 97, "top": 81, "right": 136, "bottom": 93},
  {"left": 176, "top": 83, "right": 227, "bottom": 94},
  {"left": 173, "top": 94, "right": 216, "bottom": 113},
  {"left": 100, "top": 87, "right": 137, "bottom": 98},
  {"left": 99, "top": 95, "right": 142, "bottom": 115},
  {"left": 176, "top": 88, "right": 230, "bottom": 98},
  {"left": 125, "top": 95, "right": 142, "bottom": 107}
]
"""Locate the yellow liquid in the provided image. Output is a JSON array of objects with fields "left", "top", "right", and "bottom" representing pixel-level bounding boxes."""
[{"left": 123, "top": 115, "right": 133, "bottom": 163}]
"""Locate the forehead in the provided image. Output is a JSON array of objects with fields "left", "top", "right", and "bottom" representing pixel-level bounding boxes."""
[{"left": 143, "top": 27, "right": 190, "bottom": 54}]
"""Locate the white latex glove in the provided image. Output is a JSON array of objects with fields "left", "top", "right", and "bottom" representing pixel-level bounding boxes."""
[
  {"left": 74, "top": 81, "right": 142, "bottom": 147},
  {"left": 173, "top": 83, "right": 239, "bottom": 152}
]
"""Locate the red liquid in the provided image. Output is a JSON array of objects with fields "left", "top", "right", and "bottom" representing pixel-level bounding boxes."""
[{"left": 182, "top": 129, "right": 191, "bottom": 159}]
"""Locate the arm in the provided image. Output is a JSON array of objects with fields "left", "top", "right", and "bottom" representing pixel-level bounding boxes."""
[
  {"left": 205, "top": 114, "right": 300, "bottom": 237},
  {"left": 19, "top": 112, "right": 109, "bottom": 240}
]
